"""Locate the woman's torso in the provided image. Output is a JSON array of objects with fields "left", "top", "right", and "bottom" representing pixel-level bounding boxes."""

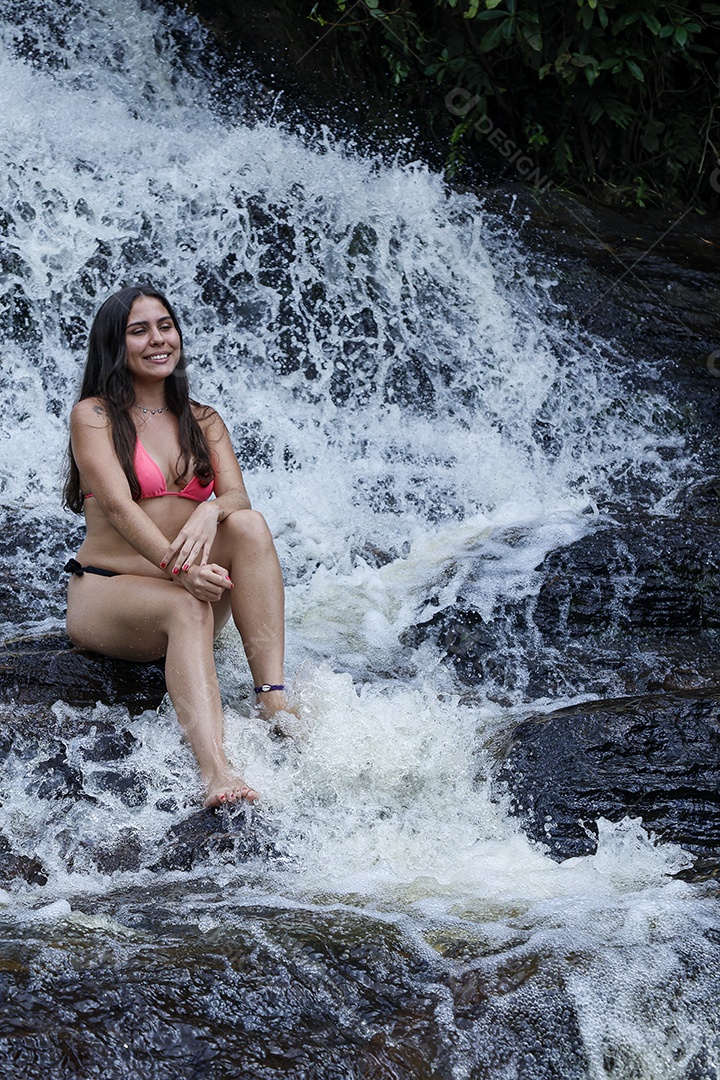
[
  {"left": 75, "top": 495, "right": 200, "bottom": 576},
  {"left": 75, "top": 410, "right": 211, "bottom": 577}
]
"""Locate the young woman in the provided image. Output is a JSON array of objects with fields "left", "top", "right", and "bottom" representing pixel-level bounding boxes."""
[{"left": 64, "top": 285, "right": 294, "bottom": 808}]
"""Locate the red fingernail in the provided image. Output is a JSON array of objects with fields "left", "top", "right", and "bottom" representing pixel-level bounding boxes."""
[
  {"left": 172, "top": 568, "right": 179, "bottom": 576},
  {"left": 160, "top": 561, "right": 167, "bottom": 569},
  {"left": 182, "top": 563, "right": 189, "bottom": 572}
]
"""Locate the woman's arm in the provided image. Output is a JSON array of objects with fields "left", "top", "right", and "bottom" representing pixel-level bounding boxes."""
[
  {"left": 70, "top": 399, "right": 175, "bottom": 571},
  {"left": 162, "top": 407, "right": 253, "bottom": 574}
]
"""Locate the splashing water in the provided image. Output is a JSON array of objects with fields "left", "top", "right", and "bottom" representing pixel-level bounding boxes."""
[{"left": 0, "top": 2, "right": 716, "bottom": 1077}]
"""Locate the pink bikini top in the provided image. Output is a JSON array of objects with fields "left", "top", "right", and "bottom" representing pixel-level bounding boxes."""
[{"left": 84, "top": 438, "right": 214, "bottom": 503}]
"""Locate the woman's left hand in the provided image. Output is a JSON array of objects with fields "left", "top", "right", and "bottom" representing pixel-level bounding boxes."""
[{"left": 161, "top": 502, "right": 219, "bottom": 575}]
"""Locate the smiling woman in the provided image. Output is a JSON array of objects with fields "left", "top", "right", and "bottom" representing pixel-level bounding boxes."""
[
  {"left": 63, "top": 285, "right": 298, "bottom": 808},
  {"left": 125, "top": 298, "right": 182, "bottom": 383}
]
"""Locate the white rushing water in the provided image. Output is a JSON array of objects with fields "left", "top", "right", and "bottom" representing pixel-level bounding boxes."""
[{"left": 0, "top": 2, "right": 717, "bottom": 1076}]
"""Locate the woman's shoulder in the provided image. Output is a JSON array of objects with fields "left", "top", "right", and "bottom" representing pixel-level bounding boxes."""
[
  {"left": 191, "top": 401, "right": 226, "bottom": 434},
  {"left": 71, "top": 396, "right": 111, "bottom": 428}
]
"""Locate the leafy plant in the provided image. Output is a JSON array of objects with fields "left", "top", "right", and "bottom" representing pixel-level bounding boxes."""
[{"left": 308, "top": 0, "right": 720, "bottom": 208}]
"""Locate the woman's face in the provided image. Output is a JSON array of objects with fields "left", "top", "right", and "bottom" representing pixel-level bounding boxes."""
[{"left": 124, "top": 295, "right": 181, "bottom": 385}]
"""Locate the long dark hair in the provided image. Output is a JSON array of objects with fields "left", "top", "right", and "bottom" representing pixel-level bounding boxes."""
[{"left": 63, "top": 285, "right": 214, "bottom": 513}]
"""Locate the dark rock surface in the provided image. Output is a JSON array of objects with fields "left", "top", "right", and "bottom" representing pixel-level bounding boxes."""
[
  {"left": 0, "top": 834, "right": 48, "bottom": 887},
  {"left": 91, "top": 828, "right": 143, "bottom": 874},
  {"left": 33, "top": 746, "right": 88, "bottom": 802},
  {"left": 93, "top": 768, "right": 150, "bottom": 808},
  {"left": 151, "top": 806, "right": 280, "bottom": 872},
  {"left": 483, "top": 186, "right": 720, "bottom": 348},
  {"left": 497, "top": 691, "right": 720, "bottom": 876},
  {"left": 407, "top": 506, "right": 720, "bottom": 702},
  {"left": 534, "top": 519, "right": 720, "bottom": 636},
  {"left": 0, "top": 633, "right": 166, "bottom": 713}
]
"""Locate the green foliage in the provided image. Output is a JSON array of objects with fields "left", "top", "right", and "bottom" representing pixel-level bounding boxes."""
[{"left": 308, "top": 0, "right": 720, "bottom": 207}]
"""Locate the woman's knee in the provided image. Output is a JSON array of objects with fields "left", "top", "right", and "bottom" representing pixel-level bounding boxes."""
[
  {"left": 167, "top": 589, "right": 214, "bottom": 634},
  {"left": 221, "top": 509, "right": 273, "bottom": 550}
]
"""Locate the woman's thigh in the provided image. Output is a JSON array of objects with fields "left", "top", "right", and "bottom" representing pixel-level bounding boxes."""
[{"left": 66, "top": 573, "right": 211, "bottom": 662}]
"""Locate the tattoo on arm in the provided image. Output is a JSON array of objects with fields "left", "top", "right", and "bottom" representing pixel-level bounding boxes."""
[{"left": 90, "top": 404, "right": 111, "bottom": 425}]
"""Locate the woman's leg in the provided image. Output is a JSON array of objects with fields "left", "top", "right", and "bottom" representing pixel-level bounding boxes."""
[
  {"left": 67, "top": 574, "right": 258, "bottom": 806},
  {"left": 209, "top": 509, "right": 295, "bottom": 720}
]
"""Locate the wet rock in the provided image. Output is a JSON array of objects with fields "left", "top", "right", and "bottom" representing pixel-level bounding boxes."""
[
  {"left": 497, "top": 691, "right": 720, "bottom": 870},
  {"left": 675, "top": 476, "right": 720, "bottom": 522},
  {"left": 401, "top": 607, "right": 498, "bottom": 683},
  {"left": 0, "top": 508, "right": 83, "bottom": 625},
  {"left": 152, "top": 807, "right": 280, "bottom": 871},
  {"left": 480, "top": 186, "right": 720, "bottom": 386},
  {"left": 0, "top": 634, "right": 166, "bottom": 713},
  {"left": 93, "top": 769, "right": 149, "bottom": 808},
  {"left": 32, "top": 747, "right": 87, "bottom": 801},
  {"left": 91, "top": 828, "right": 143, "bottom": 874},
  {"left": 0, "top": 565, "right": 63, "bottom": 625},
  {"left": 77, "top": 729, "right": 138, "bottom": 762},
  {"left": 405, "top": 508, "right": 720, "bottom": 702},
  {"left": 0, "top": 835, "right": 47, "bottom": 887},
  {"left": 533, "top": 520, "right": 720, "bottom": 636},
  {"left": 0, "top": 727, "right": 14, "bottom": 766},
  {"left": 0, "top": 705, "right": 153, "bottom": 809},
  {"left": 353, "top": 542, "right": 397, "bottom": 569},
  {"left": 155, "top": 795, "right": 179, "bottom": 813},
  {"left": 55, "top": 827, "right": 143, "bottom": 875}
]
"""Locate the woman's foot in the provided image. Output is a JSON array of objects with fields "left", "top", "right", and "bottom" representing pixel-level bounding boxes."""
[{"left": 203, "top": 771, "right": 259, "bottom": 808}]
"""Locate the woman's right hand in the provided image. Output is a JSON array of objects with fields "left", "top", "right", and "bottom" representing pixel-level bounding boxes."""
[{"left": 178, "top": 562, "right": 234, "bottom": 602}]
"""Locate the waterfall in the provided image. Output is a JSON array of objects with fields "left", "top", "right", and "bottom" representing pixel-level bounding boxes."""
[{"left": 0, "top": 2, "right": 717, "bottom": 1077}]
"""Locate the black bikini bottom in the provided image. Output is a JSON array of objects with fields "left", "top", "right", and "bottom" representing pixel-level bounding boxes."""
[{"left": 64, "top": 558, "right": 120, "bottom": 578}]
